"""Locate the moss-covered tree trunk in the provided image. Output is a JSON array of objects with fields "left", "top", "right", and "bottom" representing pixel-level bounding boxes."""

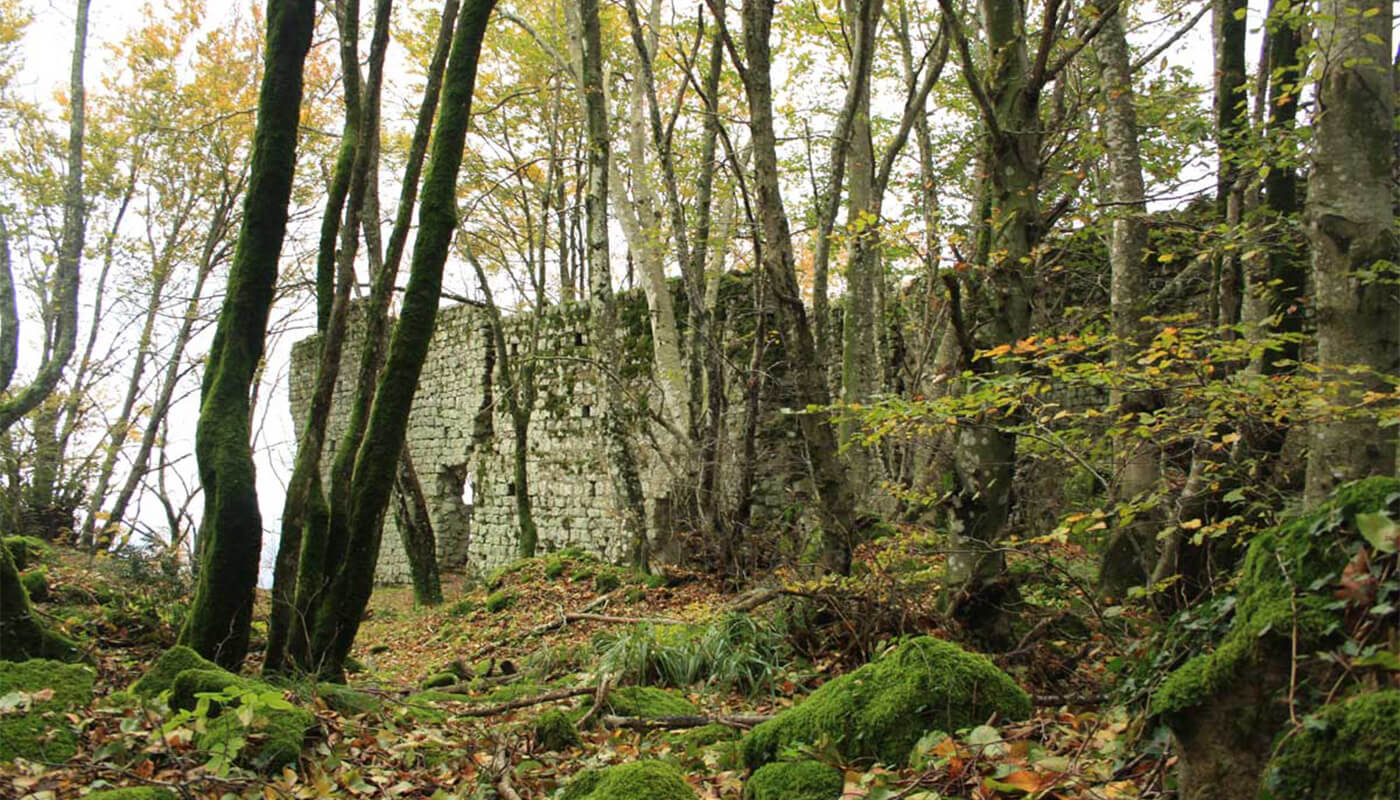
[
  {"left": 305, "top": 0, "right": 497, "bottom": 679},
  {"left": 1303, "top": 0, "right": 1396, "bottom": 504},
  {"left": 392, "top": 450, "right": 442, "bottom": 606},
  {"left": 0, "top": 539, "right": 81, "bottom": 661},
  {"left": 178, "top": 0, "right": 316, "bottom": 669}
]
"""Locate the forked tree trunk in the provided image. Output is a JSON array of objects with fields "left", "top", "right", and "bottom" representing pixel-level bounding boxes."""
[
  {"left": 178, "top": 0, "right": 317, "bottom": 669},
  {"left": 304, "top": 0, "right": 497, "bottom": 679}
]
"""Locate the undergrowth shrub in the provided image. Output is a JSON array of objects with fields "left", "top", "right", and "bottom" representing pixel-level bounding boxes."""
[{"left": 595, "top": 613, "right": 790, "bottom": 695}]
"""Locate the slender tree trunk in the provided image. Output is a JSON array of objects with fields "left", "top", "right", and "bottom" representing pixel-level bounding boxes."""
[
  {"left": 580, "top": 0, "right": 650, "bottom": 570},
  {"left": 178, "top": 0, "right": 316, "bottom": 669},
  {"left": 1304, "top": 0, "right": 1396, "bottom": 504},
  {"left": 393, "top": 450, "right": 442, "bottom": 605},
  {"left": 1094, "top": 8, "right": 1159, "bottom": 597},
  {"left": 1212, "top": 0, "right": 1246, "bottom": 328},
  {"left": 741, "top": 0, "right": 859, "bottom": 574},
  {"left": 0, "top": 0, "right": 90, "bottom": 435}
]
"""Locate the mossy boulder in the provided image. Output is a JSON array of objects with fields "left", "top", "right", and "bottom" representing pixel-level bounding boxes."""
[
  {"left": 1262, "top": 690, "right": 1400, "bottom": 800},
  {"left": 603, "top": 686, "right": 698, "bottom": 718},
  {"left": 3, "top": 536, "right": 50, "bottom": 570},
  {"left": 1150, "top": 477, "right": 1400, "bottom": 800},
  {"left": 130, "top": 645, "right": 220, "bottom": 699},
  {"left": 544, "top": 558, "right": 569, "bottom": 580},
  {"left": 485, "top": 590, "right": 515, "bottom": 613},
  {"left": 745, "top": 761, "right": 844, "bottom": 800},
  {"left": 313, "top": 683, "right": 383, "bottom": 716},
  {"left": 19, "top": 569, "right": 49, "bottom": 602},
  {"left": 422, "top": 671, "right": 457, "bottom": 689},
  {"left": 560, "top": 760, "right": 697, "bottom": 800},
  {"left": 740, "top": 636, "right": 1030, "bottom": 768},
  {"left": 80, "top": 789, "right": 177, "bottom": 800},
  {"left": 534, "top": 709, "right": 582, "bottom": 751},
  {"left": 672, "top": 723, "right": 738, "bottom": 749},
  {"left": 594, "top": 571, "right": 622, "bottom": 593},
  {"left": 0, "top": 659, "right": 95, "bottom": 763},
  {"left": 166, "top": 667, "right": 314, "bottom": 772}
]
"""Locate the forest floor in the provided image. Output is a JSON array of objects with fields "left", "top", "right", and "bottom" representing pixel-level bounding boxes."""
[{"left": 3, "top": 538, "right": 1171, "bottom": 799}]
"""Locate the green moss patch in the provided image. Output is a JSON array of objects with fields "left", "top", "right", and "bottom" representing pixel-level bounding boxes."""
[
  {"left": 422, "top": 672, "right": 457, "bottom": 689},
  {"left": 19, "top": 569, "right": 49, "bottom": 602},
  {"left": 740, "top": 636, "right": 1030, "bottom": 768},
  {"left": 80, "top": 789, "right": 177, "bottom": 800},
  {"left": 313, "top": 683, "right": 383, "bottom": 716},
  {"left": 534, "top": 709, "right": 582, "bottom": 751},
  {"left": 560, "top": 760, "right": 697, "bottom": 800},
  {"left": 0, "top": 659, "right": 95, "bottom": 763},
  {"left": 671, "top": 723, "right": 738, "bottom": 749},
  {"left": 196, "top": 702, "right": 314, "bottom": 772},
  {"left": 602, "top": 686, "right": 698, "bottom": 718},
  {"left": 1152, "top": 477, "right": 1400, "bottom": 718},
  {"left": 485, "top": 591, "right": 515, "bottom": 613},
  {"left": 1263, "top": 690, "right": 1400, "bottom": 799},
  {"left": 745, "top": 761, "right": 844, "bottom": 800},
  {"left": 3, "top": 536, "right": 50, "bottom": 570},
  {"left": 130, "top": 645, "right": 220, "bottom": 699}
]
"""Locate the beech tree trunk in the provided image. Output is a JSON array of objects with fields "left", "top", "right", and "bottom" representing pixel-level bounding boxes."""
[
  {"left": 1304, "top": 0, "right": 1396, "bottom": 504},
  {"left": 580, "top": 0, "right": 650, "bottom": 570},
  {"left": 1094, "top": 8, "right": 1159, "bottom": 597},
  {"left": 178, "top": 0, "right": 316, "bottom": 669}
]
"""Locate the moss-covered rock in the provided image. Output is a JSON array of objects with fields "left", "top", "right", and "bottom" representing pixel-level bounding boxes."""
[
  {"left": 130, "top": 645, "right": 220, "bottom": 699},
  {"left": 1263, "top": 690, "right": 1400, "bottom": 800},
  {"left": 80, "top": 788, "right": 177, "bottom": 800},
  {"left": 165, "top": 667, "right": 314, "bottom": 772},
  {"left": 740, "top": 636, "right": 1030, "bottom": 768},
  {"left": 1150, "top": 477, "right": 1400, "bottom": 800},
  {"left": 196, "top": 702, "right": 314, "bottom": 772},
  {"left": 534, "top": 709, "right": 582, "bottom": 751},
  {"left": 313, "top": 683, "right": 383, "bottom": 716},
  {"left": 672, "top": 723, "right": 738, "bottom": 749},
  {"left": 422, "top": 672, "right": 457, "bottom": 689},
  {"left": 485, "top": 590, "right": 514, "bottom": 613},
  {"left": 594, "top": 571, "right": 622, "bottom": 593},
  {"left": 560, "top": 760, "right": 697, "bottom": 800},
  {"left": 745, "top": 761, "right": 844, "bottom": 800},
  {"left": 3, "top": 536, "right": 50, "bottom": 570},
  {"left": 19, "top": 569, "right": 49, "bottom": 602},
  {"left": 0, "top": 659, "right": 94, "bottom": 763},
  {"left": 544, "top": 558, "right": 569, "bottom": 580},
  {"left": 602, "top": 686, "right": 698, "bottom": 718},
  {"left": 169, "top": 667, "right": 250, "bottom": 713}
]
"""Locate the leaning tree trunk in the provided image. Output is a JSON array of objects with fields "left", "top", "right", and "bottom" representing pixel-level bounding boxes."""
[
  {"left": 1303, "top": 0, "right": 1396, "bottom": 504},
  {"left": 392, "top": 451, "right": 442, "bottom": 606},
  {"left": 177, "top": 0, "right": 317, "bottom": 669},
  {"left": 1093, "top": 8, "right": 1160, "bottom": 598},
  {"left": 1211, "top": 0, "right": 1247, "bottom": 328},
  {"left": 0, "top": 0, "right": 89, "bottom": 434},
  {"left": 304, "top": 0, "right": 497, "bottom": 680},
  {"left": 741, "top": 0, "right": 860, "bottom": 574}
]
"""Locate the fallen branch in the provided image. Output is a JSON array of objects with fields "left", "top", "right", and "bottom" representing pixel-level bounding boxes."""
[
  {"left": 490, "top": 742, "right": 523, "bottom": 800},
  {"left": 466, "top": 591, "right": 618, "bottom": 661},
  {"left": 1033, "top": 693, "right": 1107, "bottom": 707},
  {"left": 437, "top": 685, "right": 596, "bottom": 715},
  {"left": 601, "top": 712, "right": 776, "bottom": 731},
  {"left": 564, "top": 612, "right": 688, "bottom": 626}
]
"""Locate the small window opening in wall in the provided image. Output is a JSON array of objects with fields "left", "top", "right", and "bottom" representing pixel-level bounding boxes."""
[
  {"left": 589, "top": 481, "right": 597, "bottom": 498},
  {"left": 507, "top": 481, "right": 517, "bottom": 497},
  {"left": 582, "top": 404, "right": 591, "bottom": 418},
  {"left": 462, "top": 475, "right": 475, "bottom": 505},
  {"left": 574, "top": 332, "right": 584, "bottom": 346},
  {"left": 510, "top": 342, "right": 519, "bottom": 356}
]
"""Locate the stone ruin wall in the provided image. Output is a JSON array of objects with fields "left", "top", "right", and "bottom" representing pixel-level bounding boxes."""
[{"left": 289, "top": 285, "right": 808, "bottom": 584}]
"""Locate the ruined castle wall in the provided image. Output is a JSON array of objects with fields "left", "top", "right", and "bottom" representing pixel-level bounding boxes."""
[{"left": 289, "top": 283, "right": 798, "bottom": 583}]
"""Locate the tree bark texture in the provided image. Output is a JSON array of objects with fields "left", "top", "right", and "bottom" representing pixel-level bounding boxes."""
[
  {"left": 1304, "top": 0, "right": 1396, "bottom": 504},
  {"left": 178, "top": 0, "right": 316, "bottom": 669}
]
